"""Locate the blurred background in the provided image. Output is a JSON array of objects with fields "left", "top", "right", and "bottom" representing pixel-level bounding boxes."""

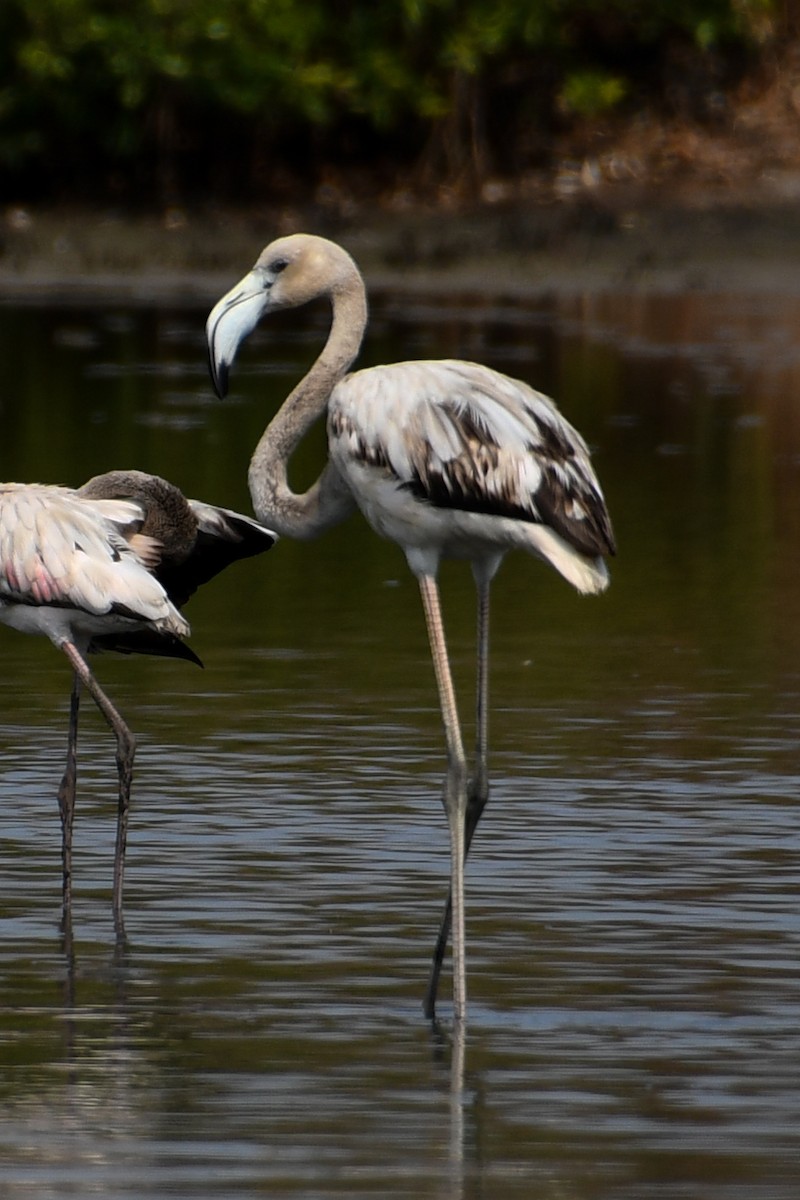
[
  {"left": 1, "top": 0, "right": 800, "bottom": 276},
  {"left": 2, "top": 5, "right": 800, "bottom": 1200}
]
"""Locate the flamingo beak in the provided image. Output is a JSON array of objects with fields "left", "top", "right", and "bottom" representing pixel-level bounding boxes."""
[{"left": 206, "top": 269, "right": 270, "bottom": 399}]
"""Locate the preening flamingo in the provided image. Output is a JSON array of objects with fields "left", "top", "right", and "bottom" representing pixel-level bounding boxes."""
[
  {"left": 206, "top": 233, "right": 615, "bottom": 1023},
  {"left": 0, "top": 470, "right": 276, "bottom": 927}
]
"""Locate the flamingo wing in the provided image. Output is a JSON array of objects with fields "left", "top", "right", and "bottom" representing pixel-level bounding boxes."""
[
  {"left": 0, "top": 484, "right": 184, "bottom": 629},
  {"left": 329, "top": 360, "right": 615, "bottom": 559}
]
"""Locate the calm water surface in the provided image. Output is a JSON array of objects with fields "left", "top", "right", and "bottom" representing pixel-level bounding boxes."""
[{"left": 1, "top": 280, "right": 799, "bottom": 1198}]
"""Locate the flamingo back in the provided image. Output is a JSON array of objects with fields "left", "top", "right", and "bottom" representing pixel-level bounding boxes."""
[{"left": 0, "top": 484, "right": 187, "bottom": 634}]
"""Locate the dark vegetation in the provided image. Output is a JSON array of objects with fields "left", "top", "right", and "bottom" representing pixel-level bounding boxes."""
[{"left": 1, "top": 0, "right": 795, "bottom": 215}]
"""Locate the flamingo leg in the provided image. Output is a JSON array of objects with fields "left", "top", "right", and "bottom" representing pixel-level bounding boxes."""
[
  {"left": 424, "top": 577, "right": 491, "bottom": 1020},
  {"left": 473, "top": 575, "right": 491, "bottom": 805},
  {"left": 418, "top": 574, "right": 469, "bottom": 1024},
  {"left": 56, "top": 671, "right": 82, "bottom": 924},
  {"left": 60, "top": 641, "right": 135, "bottom": 932}
]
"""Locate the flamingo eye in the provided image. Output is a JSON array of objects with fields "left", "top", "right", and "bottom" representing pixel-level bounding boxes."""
[{"left": 270, "top": 257, "right": 289, "bottom": 276}]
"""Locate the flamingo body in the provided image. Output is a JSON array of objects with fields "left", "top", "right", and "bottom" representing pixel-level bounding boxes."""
[{"left": 327, "top": 359, "right": 612, "bottom": 592}]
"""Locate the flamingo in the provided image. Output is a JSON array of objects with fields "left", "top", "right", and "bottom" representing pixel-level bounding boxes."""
[
  {"left": 0, "top": 470, "right": 276, "bottom": 927},
  {"left": 206, "top": 233, "right": 615, "bottom": 1023}
]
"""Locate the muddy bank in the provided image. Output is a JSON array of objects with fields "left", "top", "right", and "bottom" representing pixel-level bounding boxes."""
[{"left": 2, "top": 188, "right": 800, "bottom": 302}]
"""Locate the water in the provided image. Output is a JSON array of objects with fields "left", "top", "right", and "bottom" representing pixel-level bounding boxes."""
[{"left": 1, "top": 280, "right": 800, "bottom": 1197}]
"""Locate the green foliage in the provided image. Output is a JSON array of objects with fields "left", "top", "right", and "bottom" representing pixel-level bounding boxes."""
[
  {"left": 560, "top": 70, "right": 628, "bottom": 118},
  {"left": 0, "top": 0, "right": 780, "bottom": 202}
]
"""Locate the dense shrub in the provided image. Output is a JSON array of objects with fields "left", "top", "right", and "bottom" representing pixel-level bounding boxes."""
[{"left": 0, "top": 0, "right": 778, "bottom": 204}]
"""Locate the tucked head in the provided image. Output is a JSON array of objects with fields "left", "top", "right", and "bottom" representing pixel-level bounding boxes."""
[
  {"left": 79, "top": 470, "right": 198, "bottom": 562},
  {"left": 206, "top": 234, "right": 361, "bottom": 398}
]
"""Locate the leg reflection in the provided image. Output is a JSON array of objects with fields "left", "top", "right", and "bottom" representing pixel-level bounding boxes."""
[
  {"left": 428, "top": 1018, "right": 468, "bottom": 1200},
  {"left": 449, "top": 1018, "right": 466, "bottom": 1199}
]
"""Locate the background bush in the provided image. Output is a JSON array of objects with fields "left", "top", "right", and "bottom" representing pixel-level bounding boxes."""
[{"left": 0, "top": 0, "right": 779, "bottom": 206}]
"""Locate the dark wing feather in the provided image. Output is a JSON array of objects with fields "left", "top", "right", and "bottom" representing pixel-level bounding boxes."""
[
  {"left": 157, "top": 502, "right": 276, "bottom": 608},
  {"left": 88, "top": 630, "right": 203, "bottom": 666}
]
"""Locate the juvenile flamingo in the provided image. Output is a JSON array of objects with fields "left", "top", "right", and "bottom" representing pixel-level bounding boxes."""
[
  {"left": 206, "top": 234, "right": 615, "bottom": 1022},
  {"left": 0, "top": 470, "right": 276, "bottom": 926}
]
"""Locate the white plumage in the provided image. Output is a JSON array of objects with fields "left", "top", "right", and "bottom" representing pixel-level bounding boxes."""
[
  {"left": 206, "top": 233, "right": 615, "bottom": 1024},
  {"left": 0, "top": 484, "right": 187, "bottom": 636}
]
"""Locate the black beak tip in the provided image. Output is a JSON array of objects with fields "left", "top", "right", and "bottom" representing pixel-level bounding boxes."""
[{"left": 208, "top": 351, "right": 229, "bottom": 399}]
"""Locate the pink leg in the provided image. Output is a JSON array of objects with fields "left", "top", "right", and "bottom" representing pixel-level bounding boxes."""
[
  {"left": 418, "top": 575, "right": 469, "bottom": 1024},
  {"left": 424, "top": 577, "right": 491, "bottom": 1021}
]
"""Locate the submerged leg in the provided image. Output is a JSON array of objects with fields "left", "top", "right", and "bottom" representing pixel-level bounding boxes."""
[
  {"left": 56, "top": 672, "right": 82, "bottom": 923},
  {"left": 418, "top": 574, "right": 469, "bottom": 1024},
  {"left": 424, "top": 576, "right": 492, "bottom": 1020},
  {"left": 60, "top": 641, "right": 136, "bottom": 931}
]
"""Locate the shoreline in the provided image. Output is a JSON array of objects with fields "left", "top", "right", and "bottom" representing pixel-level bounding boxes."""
[{"left": 2, "top": 191, "right": 800, "bottom": 302}]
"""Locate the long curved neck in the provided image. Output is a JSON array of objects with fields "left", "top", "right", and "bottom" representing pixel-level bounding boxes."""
[{"left": 248, "top": 278, "right": 367, "bottom": 539}]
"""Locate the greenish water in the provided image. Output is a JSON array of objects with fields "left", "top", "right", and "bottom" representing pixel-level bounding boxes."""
[{"left": 0, "top": 284, "right": 799, "bottom": 1198}]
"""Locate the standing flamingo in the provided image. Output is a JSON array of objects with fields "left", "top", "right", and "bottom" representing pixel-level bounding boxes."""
[
  {"left": 206, "top": 233, "right": 615, "bottom": 1023},
  {"left": 0, "top": 471, "right": 276, "bottom": 927}
]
